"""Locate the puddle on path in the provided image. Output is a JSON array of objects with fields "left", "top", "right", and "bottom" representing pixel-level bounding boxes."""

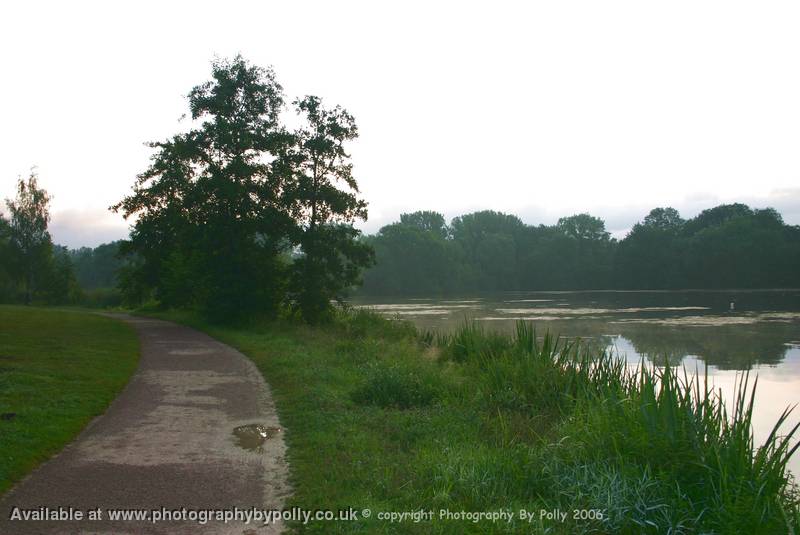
[{"left": 233, "top": 424, "right": 281, "bottom": 452}]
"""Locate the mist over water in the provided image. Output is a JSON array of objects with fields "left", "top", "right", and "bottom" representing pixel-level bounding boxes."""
[{"left": 352, "top": 289, "right": 800, "bottom": 475}]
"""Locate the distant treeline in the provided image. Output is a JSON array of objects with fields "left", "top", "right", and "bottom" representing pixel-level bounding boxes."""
[
  {"left": 5, "top": 203, "right": 798, "bottom": 306},
  {"left": 0, "top": 171, "right": 129, "bottom": 307},
  {"left": 360, "top": 204, "right": 800, "bottom": 295},
  {"left": 69, "top": 242, "right": 125, "bottom": 290},
  {"left": 0, "top": 220, "right": 127, "bottom": 307}
]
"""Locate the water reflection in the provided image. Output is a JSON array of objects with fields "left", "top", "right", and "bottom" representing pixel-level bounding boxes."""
[
  {"left": 352, "top": 290, "right": 800, "bottom": 371},
  {"left": 604, "top": 323, "right": 799, "bottom": 369},
  {"left": 351, "top": 290, "right": 800, "bottom": 475}
]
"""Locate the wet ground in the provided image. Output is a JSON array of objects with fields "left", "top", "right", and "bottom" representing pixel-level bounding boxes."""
[
  {"left": 0, "top": 315, "right": 290, "bottom": 535},
  {"left": 233, "top": 425, "right": 282, "bottom": 453}
]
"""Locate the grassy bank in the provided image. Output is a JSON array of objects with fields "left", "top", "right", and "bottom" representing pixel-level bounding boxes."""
[
  {"left": 153, "top": 309, "right": 799, "bottom": 534},
  {"left": 0, "top": 306, "right": 139, "bottom": 494}
]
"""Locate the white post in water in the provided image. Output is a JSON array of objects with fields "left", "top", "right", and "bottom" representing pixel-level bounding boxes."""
[{"left": 730, "top": 301, "right": 735, "bottom": 311}]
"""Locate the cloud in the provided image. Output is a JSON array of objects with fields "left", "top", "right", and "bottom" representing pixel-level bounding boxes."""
[
  {"left": 48, "top": 209, "right": 130, "bottom": 249},
  {"left": 757, "top": 188, "right": 800, "bottom": 224}
]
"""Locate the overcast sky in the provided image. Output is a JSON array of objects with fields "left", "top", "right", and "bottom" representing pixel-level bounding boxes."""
[{"left": 1, "top": 1, "right": 799, "bottom": 248}]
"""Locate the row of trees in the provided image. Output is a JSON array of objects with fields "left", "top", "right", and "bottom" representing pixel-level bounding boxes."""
[
  {"left": 360, "top": 205, "right": 800, "bottom": 295},
  {"left": 111, "top": 56, "right": 373, "bottom": 322}
]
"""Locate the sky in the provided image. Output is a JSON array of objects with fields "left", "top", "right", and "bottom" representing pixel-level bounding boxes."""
[{"left": 1, "top": 1, "right": 799, "bottom": 248}]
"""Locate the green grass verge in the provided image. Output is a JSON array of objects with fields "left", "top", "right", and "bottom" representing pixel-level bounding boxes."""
[
  {"left": 0, "top": 305, "right": 139, "bottom": 495},
  {"left": 149, "top": 308, "right": 800, "bottom": 534}
]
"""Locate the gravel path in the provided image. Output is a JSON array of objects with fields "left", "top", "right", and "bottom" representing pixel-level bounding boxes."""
[{"left": 0, "top": 314, "right": 290, "bottom": 534}]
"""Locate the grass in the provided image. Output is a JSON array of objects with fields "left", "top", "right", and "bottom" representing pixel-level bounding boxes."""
[
  {"left": 0, "top": 305, "right": 139, "bottom": 495},
  {"left": 149, "top": 308, "right": 800, "bottom": 534}
]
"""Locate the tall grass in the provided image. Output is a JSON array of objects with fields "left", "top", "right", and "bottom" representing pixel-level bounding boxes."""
[
  {"left": 166, "top": 308, "right": 799, "bottom": 533},
  {"left": 431, "top": 320, "right": 800, "bottom": 533},
  {"left": 351, "top": 360, "right": 441, "bottom": 409}
]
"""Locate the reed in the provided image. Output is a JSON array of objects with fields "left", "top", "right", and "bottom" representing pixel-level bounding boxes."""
[{"left": 436, "top": 319, "right": 800, "bottom": 533}]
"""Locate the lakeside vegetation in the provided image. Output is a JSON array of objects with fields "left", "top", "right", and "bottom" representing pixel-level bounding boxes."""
[
  {"left": 154, "top": 308, "right": 799, "bottom": 534},
  {"left": 0, "top": 306, "right": 139, "bottom": 495},
  {"left": 1, "top": 53, "right": 798, "bottom": 533},
  {"left": 361, "top": 206, "right": 800, "bottom": 295}
]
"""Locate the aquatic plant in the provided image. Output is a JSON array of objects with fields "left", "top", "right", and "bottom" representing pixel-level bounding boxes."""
[{"left": 436, "top": 319, "right": 800, "bottom": 533}]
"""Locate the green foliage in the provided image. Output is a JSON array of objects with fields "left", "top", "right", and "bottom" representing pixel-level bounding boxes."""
[
  {"left": 362, "top": 209, "right": 618, "bottom": 294},
  {"left": 362, "top": 215, "right": 462, "bottom": 295},
  {"left": 400, "top": 210, "right": 448, "bottom": 238},
  {"left": 557, "top": 212, "right": 611, "bottom": 241},
  {"left": 683, "top": 202, "right": 754, "bottom": 234},
  {"left": 69, "top": 241, "right": 125, "bottom": 289},
  {"left": 4, "top": 171, "right": 53, "bottom": 304},
  {"left": 450, "top": 211, "right": 526, "bottom": 290},
  {"left": 41, "top": 246, "right": 82, "bottom": 304},
  {"left": 0, "top": 215, "right": 13, "bottom": 301},
  {"left": 643, "top": 206, "right": 684, "bottom": 230},
  {"left": 680, "top": 207, "right": 799, "bottom": 289},
  {"left": 614, "top": 207, "right": 685, "bottom": 288},
  {"left": 112, "top": 56, "right": 293, "bottom": 320},
  {"left": 1, "top": 173, "right": 81, "bottom": 305},
  {"left": 286, "top": 95, "right": 373, "bottom": 322},
  {"left": 361, "top": 203, "right": 800, "bottom": 294},
  {"left": 112, "top": 57, "right": 373, "bottom": 323}
]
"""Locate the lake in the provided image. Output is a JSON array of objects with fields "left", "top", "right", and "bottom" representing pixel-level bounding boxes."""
[{"left": 351, "top": 289, "right": 800, "bottom": 476}]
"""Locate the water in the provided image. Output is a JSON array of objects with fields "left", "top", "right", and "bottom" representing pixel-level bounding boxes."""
[
  {"left": 232, "top": 424, "right": 281, "bottom": 452},
  {"left": 352, "top": 289, "right": 800, "bottom": 476}
]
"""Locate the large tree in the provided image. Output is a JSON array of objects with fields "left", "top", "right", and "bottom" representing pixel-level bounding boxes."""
[
  {"left": 362, "top": 212, "right": 459, "bottom": 295},
  {"left": 400, "top": 210, "right": 449, "bottom": 238},
  {"left": 113, "top": 57, "right": 375, "bottom": 321},
  {"left": 449, "top": 211, "right": 525, "bottom": 290},
  {"left": 285, "top": 95, "right": 373, "bottom": 322},
  {"left": 112, "top": 56, "right": 293, "bottom": 319},
  {"left": 554, "top": 213, "right": 615, "bottom": 289},
  {"left": 682, "top": 206, "right": 796, "bottom": 288},
  {"left": 5, "top": 171, "right": 53, "bottom": 304},
  {"left": 614, "top": 207, "right": 685, "bottom": 289},
  {"left": 43, "top": 245, "right": 81, "bottom": 304}
]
